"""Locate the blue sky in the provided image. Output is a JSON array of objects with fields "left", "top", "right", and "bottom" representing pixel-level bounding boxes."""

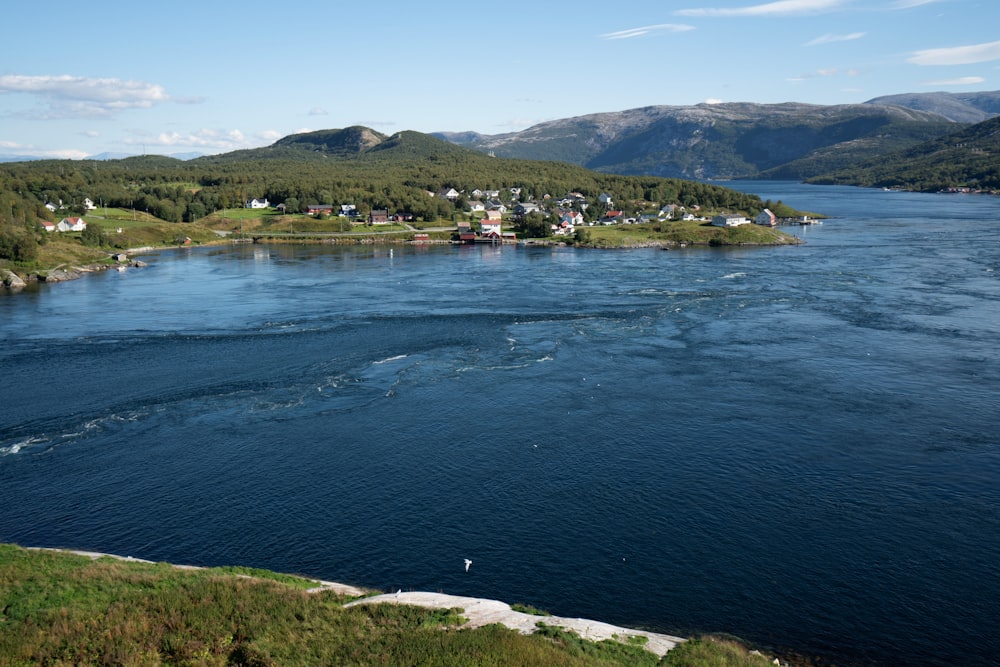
[{"left": 2, "top": 0, "right": 997, "bottom": 158}]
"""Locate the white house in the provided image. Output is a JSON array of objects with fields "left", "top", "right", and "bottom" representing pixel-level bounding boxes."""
[
  {"left": 57, "top": 217, "right": 87, "bottom": 232},
  {"left": 84, "top": 198, "right": 97, "bottom": 210},
  {"left": 598, "top": 192, "right": 614, "bottom": 207},
  {"left": 481, "top": 220, "right": 502, "bottom": 237},
  {"left": 40, "top": 221, "right": 56, "bottom": 232},
  {"left": 755, "top": 209, "right": 776, "bottom": 226},
  {"left": 245, "top": 198, "right": 270, "bottom": 209},
  {"left": 437, "top": 188, "right": 460, "bottom": 201},
  {"left": 711, "top": 214, "right": 750, "bottom": 228},
  {"left": 468, "top": 201, "right": 486, "bottom": 213},
  {"left": 558, "top": 210, "right": 584, "bottom": 226}
]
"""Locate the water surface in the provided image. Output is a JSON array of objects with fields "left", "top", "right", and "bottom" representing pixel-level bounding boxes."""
[{"left": 2, "top": 183, "right": 998, "bottom": 666}]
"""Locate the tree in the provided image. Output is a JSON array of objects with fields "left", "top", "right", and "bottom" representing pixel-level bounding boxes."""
[
  {"left": 518, "top": 211, "right": 550, "bottom": 238},
  {"left": 185, "top": 202, "right": 206, "bottom": 222},
  {"left": 0, "top": 229, "right": 39, "bottom": 262},
  {"left": 80, "top": 221, "right": 108, "bottom": 247}
]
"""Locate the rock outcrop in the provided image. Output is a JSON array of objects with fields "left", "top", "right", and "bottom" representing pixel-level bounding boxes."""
[{"left": 2, "top": 269, "right": 26, "bottom": 289}]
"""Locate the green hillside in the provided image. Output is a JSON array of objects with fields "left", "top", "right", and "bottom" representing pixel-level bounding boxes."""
[
  {"left": 808, "top": 115, "right": 1000, "bottom": 191},
  {"left": 0, "top": 544, "right": 789, "bottom": 666}
]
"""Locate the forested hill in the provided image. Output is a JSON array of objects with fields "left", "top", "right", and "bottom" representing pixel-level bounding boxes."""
[
  {"left": 807, "top": 115, "right": 1000, "bottom": 192},
  {"left": 0, "top": 127, "right": 774, "bottom": 228},
  {"left": 195, "top": 128, "right": 484, "bottom": 164}
]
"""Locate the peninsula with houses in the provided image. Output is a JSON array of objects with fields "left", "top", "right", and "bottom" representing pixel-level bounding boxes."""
[{"left": 2, "top": 127, "right": 814, "bottom": 286}]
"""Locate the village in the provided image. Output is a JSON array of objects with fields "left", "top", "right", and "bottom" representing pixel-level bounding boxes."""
[
  {"left": 33, "top": 183, "right": 817, "bottom": 250},
  {"left": 229, "top": 187, "right": 791, "bottom": 245}
]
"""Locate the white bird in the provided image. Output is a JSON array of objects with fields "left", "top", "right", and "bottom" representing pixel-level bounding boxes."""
[{"left": 464, "top": 558, "right": 473, "bottom": 572}]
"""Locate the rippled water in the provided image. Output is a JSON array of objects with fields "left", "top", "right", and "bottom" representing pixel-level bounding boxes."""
[{"left": 2, "top": 183, "right": 998, "bottom": 665}]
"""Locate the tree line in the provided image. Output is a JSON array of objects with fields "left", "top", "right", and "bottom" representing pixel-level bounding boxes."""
[{"left": 1, "top": 149, "right": 770, "bottom": 262}]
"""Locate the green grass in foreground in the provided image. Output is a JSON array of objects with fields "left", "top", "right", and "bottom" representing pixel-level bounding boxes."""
[{"left": 0, "top": 544, "right": 788, "bottom": 666}]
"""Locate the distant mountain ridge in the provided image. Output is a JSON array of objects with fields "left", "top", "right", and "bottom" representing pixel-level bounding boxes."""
[
  {"left": 8, "top": 90, "right": 998, "bottom": 182},
  {"left": 435, "top": 91, "right": 1000, "bottom": 181},
  {"left": 864, "top": 90, "right": 1000, "bottom": 123},
  {"left": 0, "top": 151, "right": 204, "bottom": 163}
]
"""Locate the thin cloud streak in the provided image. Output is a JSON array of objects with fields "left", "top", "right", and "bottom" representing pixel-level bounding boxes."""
[
  {"left": 787, "top": 67, "right": 845, "bottom": 82},
  {"left": 676, "top": 0, "right": 847, "bottom": 18},
  {"left": 601, "top": 24, "right": 695, "bottom": 39},
  {"left": 908, "top": 40, "right": 1000, "bottom": 65},
  {"left": 805, "top": 32, "right": 865, "bottom": 46},
  {"left": 893, "top": 0, "right": 942, "bottom": 8},
  {"left": 921, "top": 76, "right": 986, "bottom": 86}
]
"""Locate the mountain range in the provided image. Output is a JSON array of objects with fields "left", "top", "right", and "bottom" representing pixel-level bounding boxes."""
[
  {"left": 4, "top": 91, "right": 998, "bottom": 190},
  {"left": 435, "top": 91, "right": 1000, "bottom": 181}
]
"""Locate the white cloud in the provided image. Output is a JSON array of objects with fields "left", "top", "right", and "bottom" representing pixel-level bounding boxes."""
[
  {"left": 0, "top": 139, "right": 88, "bottom": 159},
  {"left": 601, "top": 24, "right": 695, "bottom": 40},
  {"left": 704, "top": 98, "right": 725, "bottom": 104},
  {"left": 908, "top": 40, "right": 1000, "bottom": 66},
  {"left": 804, "top": 32, "right": 865, "bottom": 46},
  {"left": 308, "top": 107, "right": 329, "bottom": 116},
  {"left": 892, "top": 0, "right": 942, "bottom": 8},
  {"left": 124, "top": 127, "right": 267, "bottom": 152},
  {"left": 0, "top": 74, "right": 170, "bottom": 118},
  {"left": 676, "top": 0, "right": 847, "bottom": 18},
  {"left": 920, "top": 76, "right": 986, "bottom": 86}
]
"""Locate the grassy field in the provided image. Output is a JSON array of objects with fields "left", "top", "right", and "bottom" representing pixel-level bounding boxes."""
[
  {"left": 0, "top": 544, "right": 791, "bottom": 666},
  {"left": 86, "top": 208, "right": 164, "bottom": 225}
]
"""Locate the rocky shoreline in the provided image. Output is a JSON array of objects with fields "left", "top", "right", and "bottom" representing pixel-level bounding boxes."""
[{"left": 2, "top": 255, "right": 148, "bottom": 290}]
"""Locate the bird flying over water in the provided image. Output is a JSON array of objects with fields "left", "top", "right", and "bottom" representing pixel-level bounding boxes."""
[{"left": 464, "top": 558, "right": 472, "bottom": 572}]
